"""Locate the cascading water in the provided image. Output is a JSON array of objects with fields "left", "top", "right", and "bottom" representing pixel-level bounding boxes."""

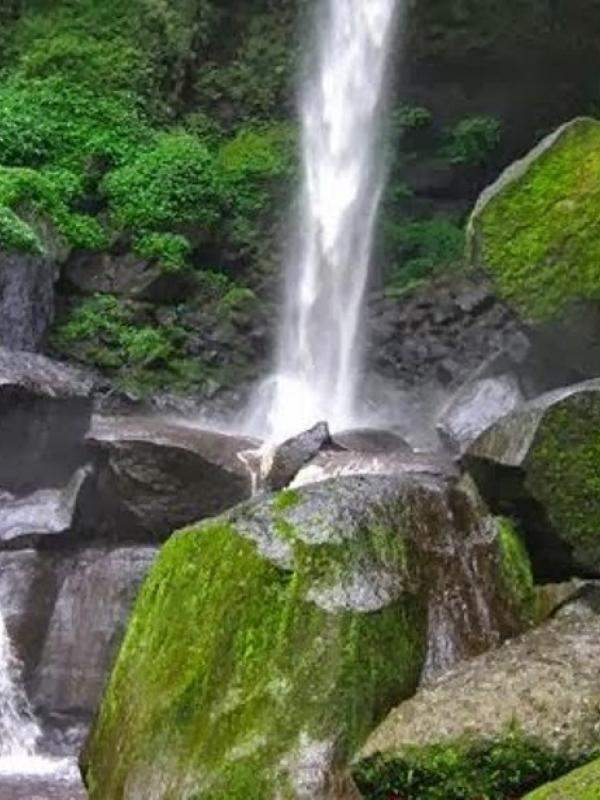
[
  {"left": 0, "top": 612, "right": 40, "bottom": 767},
  {"left": 248, "top": 0, "right": 402, "bottom": 442}
]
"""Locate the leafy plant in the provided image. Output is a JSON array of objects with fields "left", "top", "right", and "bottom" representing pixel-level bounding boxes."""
[
  {"left": 385, "top": 216, "right": 465, "bottom": 291},
  {"left": 135, "top": 232, "right": 192, "bottom": 273},
  {"left": 354, "top": 735, "right": 589, "bottom": 800},
  {"left": 442, "top": 115, "right": 502, "bottom": 166}
]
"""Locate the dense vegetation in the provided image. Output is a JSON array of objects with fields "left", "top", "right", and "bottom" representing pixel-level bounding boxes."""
[{"left": 354, "top": 734, "right": 588, "bottom": 800}]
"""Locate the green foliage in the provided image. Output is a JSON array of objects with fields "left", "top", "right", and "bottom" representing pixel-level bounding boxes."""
[
  {"left": 52, "top": 293, "right": 205, "bottom": 392},
  {"left": 0, "top": 206, "right": 42, "bottom": 254},
  {"left": 134, "top": 232, "right": 191, "bottom": 273},
  {"left": 442, "top": 115, "right": 502, "bottom": 166},
  {"left": 354, "top": 734, "right": 587, "bottom": 800},
  {"left": 103, "top": 132, "right": 222, "bottom": 232},
  {"left": 385, "top": 216, "right": 465, "bottom": 292},
  {"left": 392, "top": 104, "right": 433, "bottom": 135}
]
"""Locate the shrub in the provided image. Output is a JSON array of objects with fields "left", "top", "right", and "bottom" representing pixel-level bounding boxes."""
[
  {"left": 354, "top": 735, "right": 589, "bottom": 800},
  {"left": 135, "top": 232, "right": 192, "bottom": 273},
  {"left": 442, "top": 115, "right": 502, "bottom": 166},
  {"left": 385, "top": 216, "right": 465, "bottom": 290},
  {"left": 103, "top": 132, "right": 223, "bottom": 233}
]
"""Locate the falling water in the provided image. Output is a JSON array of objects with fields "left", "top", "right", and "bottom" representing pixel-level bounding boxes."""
[
  {"left": 250, "top": 0, "right": 401, "bottom": 441},
  {"left": 0, "top": 612, "right": 40, "bottom": 765}
]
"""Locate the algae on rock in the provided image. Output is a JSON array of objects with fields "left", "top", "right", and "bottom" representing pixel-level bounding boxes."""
[
  {"left": 467, "top": 117, "right": 600, "bottom": 322},
  {"left": 524, "top": 756, "right": 600, "bottom": 800},
  {"left": 465, "top": 379, "right": 600, "bottom": 577},
  {"left": 83, "top": 474, "right": 536, "bottom": 799}
]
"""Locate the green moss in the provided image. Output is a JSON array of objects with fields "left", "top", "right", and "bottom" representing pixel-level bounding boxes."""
[
  {"left": 497, "top": 518, "right": 535, "bottom": 624},
  {"left": 470, "top": 118, "right": 600, "bottom": 321},
  {"left": 525, "top": 392, "right": 600, "bottom": 571},
  {"left": 85, "top": 493, "right": 427, "bottom": 799},
  {"left": 524, "top": 756, "right": 600, "bottom": 799},
  {"left": 354, "top": 733, "right": 587, "bottom": 800},
  {"left": 273, "top": 489, "right": 301, "bottom": 512}
]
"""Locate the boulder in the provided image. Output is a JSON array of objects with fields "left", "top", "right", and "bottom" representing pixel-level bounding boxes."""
[
  {"left": 0, "top": 251, "right": 55, "bottom": 352},
  {"left": 83, "top": 474, "right": 534, "bottom": 799},
  {"left": 260, "top": 421, "right": 333, "bottom": 491},
  {"left": 0, "top": 348, "right": 94, "bottom": 492},
  {"left": 359, "top": 594, "right": 600, "bottom": 768},
  {"left": 436, "top": 373, "right": 524, "bottom": 454},
  {"left": 524, "top": 757, "right": 600, "bottom": 799},
  {"left": 85, "top": 415, "right": 256, "bottom": 540},
  {"left": 33, "top": 546, "right": 158, "bottom": 719},
  {"left": 467, "top": 118, "right": 600, "bottom": 380},
  {"left": 463, "top": 379, "right": 600, "bottom": 578}
]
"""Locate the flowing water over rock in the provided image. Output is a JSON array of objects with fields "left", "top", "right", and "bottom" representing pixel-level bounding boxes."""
[
  {"left": 248, "top": 0, "right": 402, "bottom": 441},
  {"left": 0, "top": 609, "right": 84, "bottom": 799}
]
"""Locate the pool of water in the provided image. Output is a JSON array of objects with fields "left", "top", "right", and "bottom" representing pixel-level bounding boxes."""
[{"left": 0, "top": 756, "right": 86, "bottom": 799}]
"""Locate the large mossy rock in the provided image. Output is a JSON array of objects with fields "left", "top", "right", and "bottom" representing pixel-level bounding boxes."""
[
  {"left": 467, "top": 118, "right": 600, "bottom": 324},
  {"left": 464, "top": 380, "right": 600, "bottom": 578},
  {"left": 524, "top": 757, "right": 600, "bottom": 799},
  {"left": 83, "top": 474, "right": 532, "bottom": 800}
]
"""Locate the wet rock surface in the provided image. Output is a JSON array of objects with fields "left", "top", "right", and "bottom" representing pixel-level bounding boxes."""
[
  {"left": 33, "top": 546, "right": 158, "bottom": 717},
  {"left": 0, "top": 251, "right": 56, "bottom": 353},
  {"left": 85, "top": 415, "right": 256, "bottom": 540},
  {"left": 0, "top": 348, "right": 94, "bottom": 492},
  {"left": 436, "top": 373, "right": 524, "bottom": 454}
]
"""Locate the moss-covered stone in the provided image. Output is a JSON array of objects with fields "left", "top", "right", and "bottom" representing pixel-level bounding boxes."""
[
  {"left": 84, "top": 474, "right": 533, "bottom": 799},
  {"left": 467, "top": 118, "right": 600, "bottom": 322},
  {"left": 524, "top": 756, "right": 600, "bottom": 799},
  {"left": 497, "top": 518, "right": 536, "bottom": 626},
  {"left": 465, "top": 380, "right": 600, "bottom": 576},
  {"left": 83, "top": 477, "right": 428, "bottom": 800}
]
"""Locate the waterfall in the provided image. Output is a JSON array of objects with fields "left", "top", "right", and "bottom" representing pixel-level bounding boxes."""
[
  {"left": 249, "top": 0, "right": 402, "bottom": 442},
  {"left": 0, "top": 612, "right": 40, "bottom": 765}
]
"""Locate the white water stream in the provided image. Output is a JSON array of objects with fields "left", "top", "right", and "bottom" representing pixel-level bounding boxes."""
[
  {"left": 248, "top": 0, "right": 402, "bottom": 442},
  {"left": 0, "top": 612, "right": 40, "bottom": 766}
]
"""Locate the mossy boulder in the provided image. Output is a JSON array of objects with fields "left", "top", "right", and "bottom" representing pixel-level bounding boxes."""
[
  {"left": 467, "top": 118, "right": 600, "bottom": 323},
  {"left": 464, "top": 380, "right": 600, "bottom": 578},
  {"left": 524, "top": 757, "right": 600, "bottom": 799},
  {"left": 83, "top": 474, "right": 532, "bottom": 800}
]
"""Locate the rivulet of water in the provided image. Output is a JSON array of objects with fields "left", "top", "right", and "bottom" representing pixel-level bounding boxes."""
[
  {"left": 248, "top": 0, "right": 402, "bottom": 442},
  {"left": 0, "top": 612, "right": 40, "bottom": 762}
]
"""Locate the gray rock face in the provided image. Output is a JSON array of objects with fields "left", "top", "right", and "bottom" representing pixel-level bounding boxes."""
[
  {"left": 0, "top": 251, "right": 56, "bottom": 352},
  {"left": 85, "top": 415, "right": 256, "bottom": 540},
  {"left": 0, "top": 348, "right": 94, "bottom": 492},
  {"left": 463, "top": 379, "right": 600, "bottom": 579},
  {"left": 437, "top": 373, "right": 524, "bottom": 454},
  {"left": 64, "top": 251, "right": 192, "bottom": 303},
  {"left": 33, "top": 547, "right": 157, "bottom": 717}
]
